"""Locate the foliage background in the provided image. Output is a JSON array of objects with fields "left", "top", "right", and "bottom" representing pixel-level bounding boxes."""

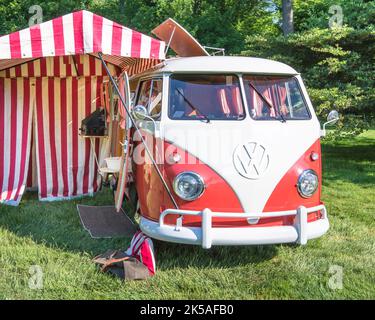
[{"left": 0, "top": 0, "right": 373, "bottom": 136}]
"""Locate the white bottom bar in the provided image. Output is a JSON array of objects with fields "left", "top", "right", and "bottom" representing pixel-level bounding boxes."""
[{"left": 140, "top": 214, "right": 329, "bottom": 247}]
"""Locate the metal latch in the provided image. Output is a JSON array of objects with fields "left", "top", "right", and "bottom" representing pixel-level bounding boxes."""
[{"left": 175, "top": 216, "right": 183, "bottom": 231}]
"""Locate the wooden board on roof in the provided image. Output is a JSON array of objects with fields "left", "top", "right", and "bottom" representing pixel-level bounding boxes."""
[{"left": 152, "top": 18, "right": 209, "bottom": 57}]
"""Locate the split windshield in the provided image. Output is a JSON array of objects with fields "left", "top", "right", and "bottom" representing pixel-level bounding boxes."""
[
  {"left": 242, "top": 76, "right": 311, "bottom": 120},
  {"left": 168, "top": 74, "right": 310, "bottom": 121},
  {"left": 169, "top": 74, "right": 245, "bottom": 121}
]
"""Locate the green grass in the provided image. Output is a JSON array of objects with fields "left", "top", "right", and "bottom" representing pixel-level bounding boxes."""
[{"left": 0, "top": 131, "right": 374, "bottom": 300}]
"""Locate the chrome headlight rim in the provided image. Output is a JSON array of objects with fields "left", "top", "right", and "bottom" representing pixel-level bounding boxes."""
[
  {"left": 297, "top": 169, "right": 319, "bottom": 198},
  {"left": 173, "top": 171, "right": 205, "bottom": 201}
]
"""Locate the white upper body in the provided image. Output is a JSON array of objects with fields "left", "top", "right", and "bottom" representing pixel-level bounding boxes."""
[{"left": 132, "top": 56, "right": 321, "bottom": 213}]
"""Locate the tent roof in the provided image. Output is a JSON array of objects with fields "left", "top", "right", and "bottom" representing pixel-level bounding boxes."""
[{"left": 0, "top": 10, "right": 165, "bottom": 73}]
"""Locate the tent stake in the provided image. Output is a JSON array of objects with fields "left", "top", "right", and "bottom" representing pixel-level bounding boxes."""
[{"left": 98, "top": 53, "right": 179, "bottom": 210}]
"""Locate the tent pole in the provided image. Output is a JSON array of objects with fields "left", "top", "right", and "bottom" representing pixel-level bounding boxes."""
[
  {"left": 98, "top": 53, "right": 179, "bottom": 210},
  {"left": 165, "top": 26, "right": 176, "bottom": 56},
  {"left": 72, "top": 55, "right": 80, "bottom": 77}
]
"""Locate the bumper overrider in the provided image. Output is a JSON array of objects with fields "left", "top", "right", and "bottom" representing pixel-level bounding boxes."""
[{"left": 140, "top": 205, "right": 329, "bottom": 249}]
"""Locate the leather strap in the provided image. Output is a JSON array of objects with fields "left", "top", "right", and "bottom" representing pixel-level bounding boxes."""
[{"left": 101, "top": 256, "right": 131, "bottom": 272}]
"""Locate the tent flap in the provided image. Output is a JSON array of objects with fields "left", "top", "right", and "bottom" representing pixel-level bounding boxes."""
[
  {"left": 0, "top": 78, "right": 33, "bottom": 205},
  {"left": 0, "top": 74, "right": 113, "bottom": 204},
  {"left": 33, "top": 76, "right": 110, "bottom": 200}
]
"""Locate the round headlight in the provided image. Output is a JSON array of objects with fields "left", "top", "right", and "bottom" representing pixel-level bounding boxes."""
[
  {"left": 297, "top": 169, "right": 319, "bottom": 198},
  {"left": 173, "top": 172, "right": 205, "bottom": 201}
]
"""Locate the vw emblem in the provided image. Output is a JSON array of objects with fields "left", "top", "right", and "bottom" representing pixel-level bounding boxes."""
[{"left": 233, "top": 142, "right": 270, "bottom": 179}]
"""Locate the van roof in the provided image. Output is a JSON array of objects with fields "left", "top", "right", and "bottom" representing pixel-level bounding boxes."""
[{"left": 151, "top": 56, "right": 299, "bottom": 76}]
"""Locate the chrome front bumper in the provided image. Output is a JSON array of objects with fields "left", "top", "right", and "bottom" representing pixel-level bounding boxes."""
[{"left": 139, "top": 205, "right": 329, "bottom": 249}]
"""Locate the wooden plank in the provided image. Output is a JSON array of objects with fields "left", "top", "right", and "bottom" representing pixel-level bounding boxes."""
[
  {"left": 115, "top": 73, "right": 132, "bottom": 212},
  {"left": 152, "top": 18, "right": 209, "bottom": 57}
]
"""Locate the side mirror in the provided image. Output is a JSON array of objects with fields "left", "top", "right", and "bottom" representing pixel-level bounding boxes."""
[
  {"left": 327, "top": 110, "right": 339, "bottom": 125},
  {"left": 131, "top": 105, "right": 159, "bottom": 137},
  {"left": 321, "top": 110, "right": 340, "bottom": 137},
  {"left": 132, "top": 105, "right": 149, "bottom": 120}
]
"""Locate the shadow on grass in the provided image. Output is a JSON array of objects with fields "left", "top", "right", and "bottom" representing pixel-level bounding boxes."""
[
  {"left": 155, "top": 241, "right": 278, "bottom": 269},
  {"left": 2, "top": 135, "right": 373, "bottom": 269},
  {"left": 0, "top": 189, "right": 278, "bottom": 269},
  {"left": 0, "top": 190, "right": 130, "bottom": 257},
  {"left": 322, "top": 142, "right": 375, "bottom": 187},
  {"left": 322, "top": 142, "right": 375, "bottom": 161},
  {"left": 13, "top": 130, "right": 374, "bottom": 267}
]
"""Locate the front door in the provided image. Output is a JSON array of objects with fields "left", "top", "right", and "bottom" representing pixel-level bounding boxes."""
[{"left": 132, "top": 78, "right": 164, "bottom": 219}]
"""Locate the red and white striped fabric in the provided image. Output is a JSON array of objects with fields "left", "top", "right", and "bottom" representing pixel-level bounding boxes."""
[
  {"left": 0, "top": 78, "right": 33, "bottom": 205},
  {"left": 0, "top": 10, "right": 164, "bottom": 205},
  {"left": 95, "top": 54, "right": 163, "bottom": 76},
  {"left": 0, "top": 74, "right": 111, "bottom": 203},
  {"left": 34, "top": 76, "right": 108, "bottom": 200},
  {"left": 0, "top": 55, "right": 119, "bottom": 79},
  {"left": 126, "top": 231, "right": 156, "bottom": 275},
  {"left": 0, "top": 10, "right": 165, "bottom": 61},
  {"left": 125, "top": 58, "right": 164, "bottom": 76}
]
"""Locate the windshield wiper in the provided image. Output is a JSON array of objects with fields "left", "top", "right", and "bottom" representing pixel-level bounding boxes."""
[
  {"left": 247, "top": 82, "right": 286, "bottom": 123},
  {"left": 176, "top": 88, "right": 210, "bottom": 123}
]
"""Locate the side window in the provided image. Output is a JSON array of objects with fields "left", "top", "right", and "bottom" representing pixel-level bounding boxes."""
[{"left": 136, "top": 79, "right": 163, "bottom": 120}]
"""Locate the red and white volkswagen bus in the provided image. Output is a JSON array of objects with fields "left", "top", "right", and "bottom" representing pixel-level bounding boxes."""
[{"left": 118, "top": 55, "right": 338, "bottom": 249}]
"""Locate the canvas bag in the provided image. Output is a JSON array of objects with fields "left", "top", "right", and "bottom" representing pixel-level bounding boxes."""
[
  {"left": 93, "top": 249, "right": 151, "bottom": 281},
  {"left": 93, "top": 231, "right": 156, "bottom": 280},
  {"left": 125, "top": 231, "right": 156, "bottom": 275}
]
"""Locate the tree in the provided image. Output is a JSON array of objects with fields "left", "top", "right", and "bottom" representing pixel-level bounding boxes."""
[
  {"left": 0, "top": 0, "right": 372, "bottom": 138},
  {"left": 119, "top": 0, "right": 125, "bottom": 14},
  {"left": 0, "top": 0, "right": 88, "bottom": 35},
  {"left": 282, "top": 0, "right": 294, "bottom": 35},
  {"left": 243, "top": 0, "right": 375, "bottom": 138},
  {"left": 89, "top": 0, "right": 277, "bottom": 54},
  {"left": 0, "top": 0, "right": 278, "bottom": 54}
]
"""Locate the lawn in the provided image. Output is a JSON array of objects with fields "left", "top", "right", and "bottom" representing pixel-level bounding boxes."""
[{"left": 0, "top": 131, "right": 374, "bottom": 300}]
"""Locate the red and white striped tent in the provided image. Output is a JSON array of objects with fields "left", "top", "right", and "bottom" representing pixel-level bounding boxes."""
[{"left": 0, "top": 10, "right": 165, "bottom": 205}]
